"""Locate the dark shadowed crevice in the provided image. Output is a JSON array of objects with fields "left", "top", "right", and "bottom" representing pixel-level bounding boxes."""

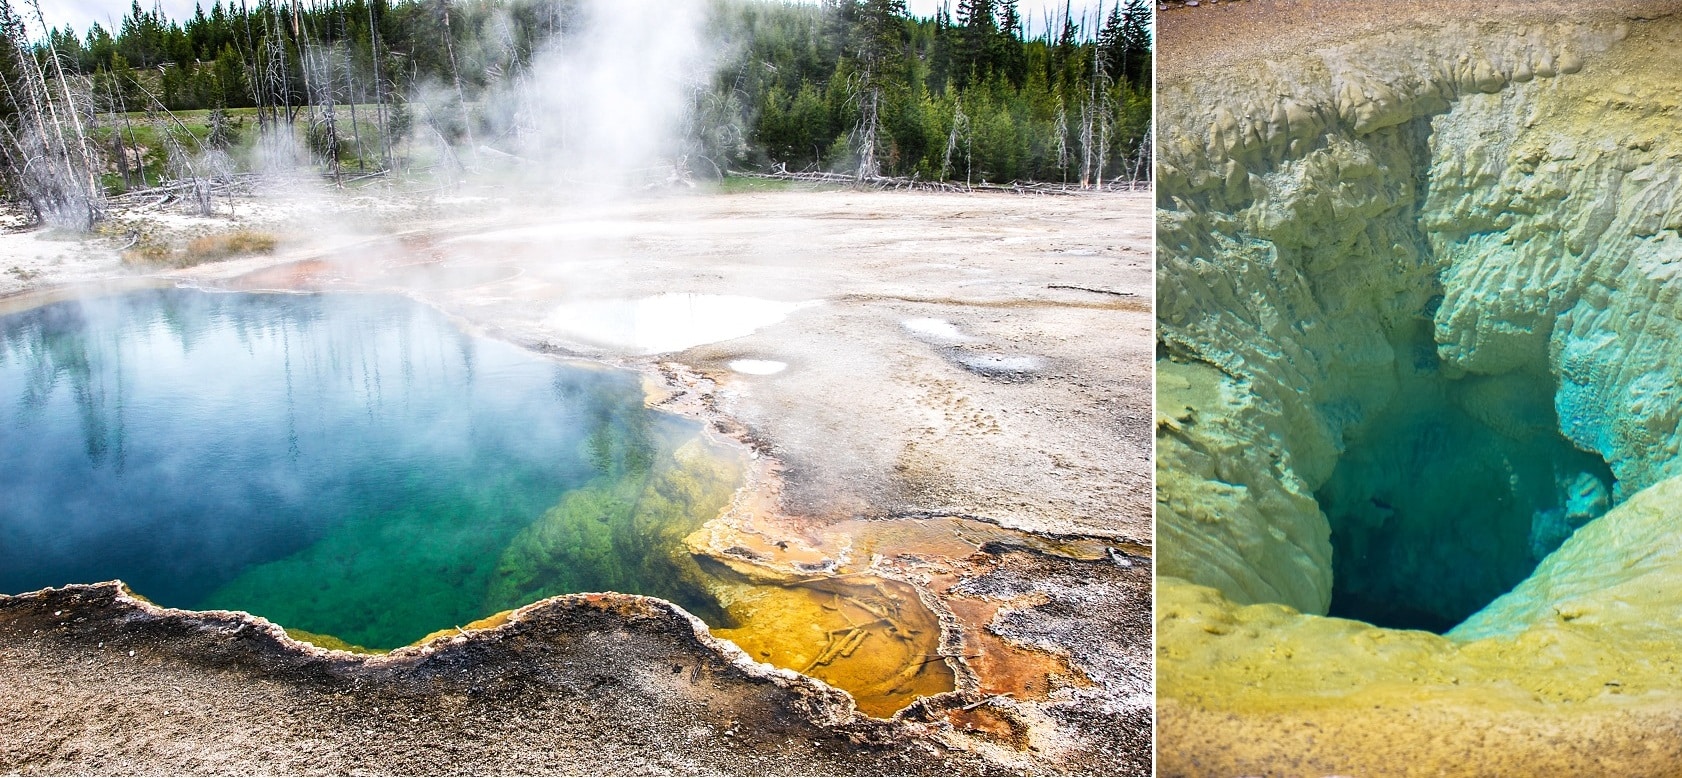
[{"left": 1316, "top": 317, "right": 1615, "bottom": 632}]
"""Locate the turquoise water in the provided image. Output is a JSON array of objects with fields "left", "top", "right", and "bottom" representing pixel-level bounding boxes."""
[
  {"left": 1318, "top": 323, "right": 1615, "bottom": 633},
  {"left": 0, "top": 289, "right": 736, "bottom": 649}
]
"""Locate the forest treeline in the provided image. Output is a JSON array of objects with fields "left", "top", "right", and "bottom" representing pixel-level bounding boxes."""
[{"left": 4, "top": 0, "right": 1150, "bottom": 228}]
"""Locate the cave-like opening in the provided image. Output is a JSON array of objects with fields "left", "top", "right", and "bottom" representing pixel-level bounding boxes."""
[{"left": 1316, "top": 317, "right": 1616, "bottom": 632}]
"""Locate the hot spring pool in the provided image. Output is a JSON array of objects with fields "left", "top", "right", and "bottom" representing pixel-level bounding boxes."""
[{"left": 0, "top": 288, "right": 740, "bottom": 650}]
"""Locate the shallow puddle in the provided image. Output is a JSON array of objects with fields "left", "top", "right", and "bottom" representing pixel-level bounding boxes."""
[
  {"left": 903, "top": 317, "right": 973, "bottom": 343},
  {"left": 728, "top": 359, "right": 787, "bottom": 375}
]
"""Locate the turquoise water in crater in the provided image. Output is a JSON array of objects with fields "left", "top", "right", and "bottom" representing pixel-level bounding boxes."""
[
  {"left": 0, "top": 289, "right": 734, "bottom": 649},
  {"left": 1318, "top": 321, "right": 1615, "bottom": 633}
]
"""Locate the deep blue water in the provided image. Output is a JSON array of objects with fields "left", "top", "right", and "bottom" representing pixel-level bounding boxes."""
[{"left": 0, "top": 289, "right": 722, "bottom": 648}]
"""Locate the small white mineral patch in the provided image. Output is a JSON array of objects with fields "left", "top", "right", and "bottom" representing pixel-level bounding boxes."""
[
  {"left": 902, "top": 317, "right": 971, "bottom": 343},
  {"left": 544, "top": 294, "right": 818, "bottom": 355},
  {"left": 955, "top": 353, "right": 1044, "bottom": 374},
  {"left": 728, "top": 359, "right": 787, "bottom": 375}
]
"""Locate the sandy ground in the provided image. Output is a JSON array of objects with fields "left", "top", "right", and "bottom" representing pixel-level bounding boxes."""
[{"left": 0, "top": 184, "right": 1153, "bottom": 775}]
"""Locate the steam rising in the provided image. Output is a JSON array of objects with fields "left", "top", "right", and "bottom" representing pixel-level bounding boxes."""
[{"left": 507, "top": 0, "right": 709, "bottom": 190}]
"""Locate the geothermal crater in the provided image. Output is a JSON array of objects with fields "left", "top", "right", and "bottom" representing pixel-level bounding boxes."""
[
  {"left": 0, "top": 287, "right": 960, "bottom": 717},
  {"left": 1157, "top": 1, "right": 1682, "bottom": 774}
]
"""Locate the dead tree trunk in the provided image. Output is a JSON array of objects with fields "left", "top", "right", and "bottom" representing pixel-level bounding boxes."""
[
  {"left": 0, "top": 0, "right": 104, "bottom": 228},
  {"left": 1092, "top": 39, "right": 1110, "bottom": 190},
  {"left": 367, "top": 0, "right": 392, "bottom": 172},
  {"left": 116, "top": 76, "right": 144, "bottom": 186},
  {"left": 439, "top": 0, "right": 477, "bottom": 161},
  {"left": 940, "top": 101, "right": 969, "bottom": 185},
  {"left": 103, "top": 73, "right": 133, "bottom": 189},
  {"left": 854, "top": 76, "right": 880, "bottom": 182},
  {"left": 128, "top": 76, "right": 215, "bottom": 216},
  {"left": 1052, "top": 96, "right": 1069, "bottom": 186},
  {"left": 1130, "top": 125, "right": 1150, "bottom": 186},
  {"left": 342, "top": 36, "right": 366, "bottom": 172},
  {"left": 306, "top": 41, "right": 342, "bottom": 186},
  {"left": 1079, "top": 73, "right": 1095, "bottom": 189},
  {"left": 29, "top": 0, "right": 103, "bottom": 221}
]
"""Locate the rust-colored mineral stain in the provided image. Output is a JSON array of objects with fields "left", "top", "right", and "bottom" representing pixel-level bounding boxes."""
[
  {"left": 696, "top": 486, "right": 1112, "bottom": 720},
  {"left": 943, "top": 596, "right": 1084, "bottom": 700},
  {"left": 832, "top": 516, "right": 1117, "bottom": 566},
  {"left": 227, "top": 254, "right": 520, "bottom": 293},
  {"left": 945, "top": 704, "right": 1030, "bottom": 748},
  {"left": 713, "top": 576, "right": 953, "bottom": 718},
  {"left": 225, "top": 257, "right": 402, "bottom": 290}
]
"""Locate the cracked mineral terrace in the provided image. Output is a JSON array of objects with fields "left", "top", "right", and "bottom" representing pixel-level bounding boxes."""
[
  {"left": 0, "top": 187, "right": 1152, "bottom": 775},
  {"left": 1158, "top": 0, "right": 1682, "bottom": 775}
]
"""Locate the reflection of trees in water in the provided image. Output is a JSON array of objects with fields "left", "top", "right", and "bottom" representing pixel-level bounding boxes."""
[
  {"left": 0, "top": 291, "right": 444, "bottom": 471},
  {"left": 551, "top": 366, "right": 659, "bottom": 480},
  {"left": 584, "top": 401, "right": 654, "bottom": 478},
  {"left": 1, "top": 291, "right": 662, "bottom": 472},
  {"left": 4, "top": 302, "right": 116, "bottom": 466}
]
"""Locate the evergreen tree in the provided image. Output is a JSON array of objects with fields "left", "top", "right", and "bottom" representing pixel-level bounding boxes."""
[
  {"left": 953, "top": 0, "right": 994, "bottom": 89},
  {"left": 118, "top": 0, "right": 166, "bottom": 67},
  {"left": 853, "top": 0, "right": 906, "bottom": 67},
  {"left": 1118, "top": 0, "right": 1151, "bottom": 85},
  {"left": 926, "top": 4, "right": 951, "bottom": 95},
  {"left": 85, "top": 23, "right": 117, "bottom": 69},
  {"left": 12, "top": 0, "right": 1150, "bottom": 199},
  {"left": 994, "top": 0, "right": 1025, "bottom": 89}
]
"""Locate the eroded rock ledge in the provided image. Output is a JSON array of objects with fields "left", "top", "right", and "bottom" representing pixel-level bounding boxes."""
[
  {"left": 0, "top": 582, "right": 964, "bottom": 774},
  {"left": 3, "top": 582, "right": 910, "bottom": 772},
  {"left": 2, "top": 542, "right": 1147, "bottom": 775}
]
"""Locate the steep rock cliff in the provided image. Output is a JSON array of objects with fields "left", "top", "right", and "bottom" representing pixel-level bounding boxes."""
[{"left": 1158, "top": 15, "right": 1682, "bottom": 620}]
